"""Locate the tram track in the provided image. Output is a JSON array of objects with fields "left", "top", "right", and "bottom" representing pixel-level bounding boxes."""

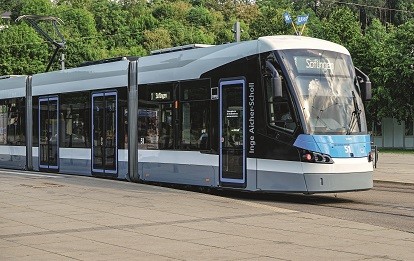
[
  {"left": 217, "top": 181, "right": 414, "bottom": 234},
  {"left": 372, "top": 181, "right": 414, "bottom": 194},
  {"left": 303, "top": 200, "right": 414, "bottom": 219},
  {"left": 2, "top": 167, "right": 412, "bottom": 233}
]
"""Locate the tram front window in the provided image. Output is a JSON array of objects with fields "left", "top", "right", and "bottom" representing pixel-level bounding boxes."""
[{"left": 280, "top": 49, "right": 367, "bottom": 135}]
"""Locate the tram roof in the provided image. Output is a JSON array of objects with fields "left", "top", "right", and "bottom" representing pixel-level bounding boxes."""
[
  {"left": 259, "top": 35, "right": 350, "bottom": 54},
  {"left": 0, "top": 75, "right": 27, "bottom": 99},
  {"left": 22, "top": 36, "right": 351, "bottom": 94},
  {"left": 31, "top": 59, "right": 130, "bottom": 96},
  {"left": 137, "top": 36, "right": 350, "bottom": 84}
]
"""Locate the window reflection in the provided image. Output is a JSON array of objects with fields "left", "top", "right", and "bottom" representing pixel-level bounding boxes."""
[
  {"left": 0, "top": 98, "right": 25, "bottom": 145},
  {"left": 181, "top": 101, "right": 210, "bottom": 150},
  {"left": 137, "top": 79, "right": 211, "bottom": 151},
  {"left": 138, "top": 83, "right": 174, "bottom": 150},
  {"left": 60, "top": 93, "right": 90, "bottom": 148},
  {"left": 138, "top": 104, "right": 173, "bottom": 150},
  {"left": 180, "top": 79, "right": 210, "bottom": 151},
  {"left": 265, "top": 75, "right": 296, "bottom": 133},
  {"left": 280, "top": 49, "right": 367, "bottom": 134}
]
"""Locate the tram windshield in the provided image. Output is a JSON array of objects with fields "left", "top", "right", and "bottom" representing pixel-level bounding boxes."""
[{"left": 280, "top": 49, "right": 367, "bottom": 135}]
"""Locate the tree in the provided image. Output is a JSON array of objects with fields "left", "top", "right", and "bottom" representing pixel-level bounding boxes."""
[
  {"left": 55, "top": 0, "right": 94, "bottom": 9},
  {"left": 390, "top": 0, "right": 414, "bottom": 25},
  {"left": 186, "top": 6, "right": 214, "bottom": 28},
  {"left": 379, "top": 21, "right": 414, "bottom": 121},
  {"left": 143, "top": 28, "right": 172, "bottom": 51},
  {"left": 55, "top": 6, "right": 105, "bottom": 68},
  {"left": 82, "top": 0, "right": 129, "bottom": 55},
  {"left": 352, "top": 19, "right": 393, "bottom": 125},
  {"left": 0, "top": 0, "right": 19, "bottom": 13},
  {"left": 250, "top": 6, "right": 294, "bottom": 39},
  {"left": 14, "top": 0, "right": 54, "bottom": 17},
  {"left": 319, "top": 7, "right": 363, "bottom": 54},
  {"left": 0, "top": 23, "right": 48, "bottom": 75}
]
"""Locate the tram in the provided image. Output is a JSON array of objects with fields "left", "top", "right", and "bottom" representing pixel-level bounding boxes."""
[{"left": 0, "top": 35, "right": 374, "bottom": 193}]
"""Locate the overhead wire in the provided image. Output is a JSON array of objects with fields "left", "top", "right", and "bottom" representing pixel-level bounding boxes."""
[
  {"left": 333, "top": 1, "right": 414, "bottom": 25},
  {"left": 335, "top": 1, "right": 414, "bottom": 15}
]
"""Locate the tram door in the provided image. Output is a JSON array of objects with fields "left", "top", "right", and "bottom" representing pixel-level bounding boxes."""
[
  {"left": 39, "top": 97, "right": 59, "bottom": 171},
  {"left": 219, "top": 79, "right": 246, "bottom": 187},
  {"left": 92, "top": 92, "right": 118, "bottom": 175}
]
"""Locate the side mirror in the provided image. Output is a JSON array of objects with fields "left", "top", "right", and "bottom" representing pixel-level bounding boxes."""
[
  {"left": 272, "top": 76, "right": 283, "bottom": 98},
  {"left": 355, "top": 67, "right": 372, "bottom": 101},
  {"left": 266, "top": 60, "right": 283, "bottom": 98},
  {"left": 360, "top": 80, "right": 372, "bottom": 101}
]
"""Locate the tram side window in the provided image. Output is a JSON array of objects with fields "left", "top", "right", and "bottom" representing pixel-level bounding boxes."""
[
  {"left": 33, "top": 98, "right": 38, "bottom": 146},
  {"left": 60, "top": 93, "right": 90, "bottom": 148},
  {"left": 138, "top": 84, "right": 174, "bottom": 150},
  {"left": 0, "top": 98, "right": 25, "bottom": 145},
  {"left": 118, "top": 88, "right": 128, "bottom": 149},
  {"left": 179, "top": 80, "right": 211, "bottom": 151},
  {"left": 265, "top": 74, "right": 297, "bottom": 133}
]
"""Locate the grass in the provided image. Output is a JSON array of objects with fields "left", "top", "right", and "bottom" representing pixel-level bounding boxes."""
[{"left": 377, "top": 148, "right": 414, "bottom": 154}]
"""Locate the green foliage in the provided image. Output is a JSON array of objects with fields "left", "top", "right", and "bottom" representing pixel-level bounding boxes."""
[
  {"left": 55, "top": 0, "right": 94, "bottom": 9},
  {"left": 90, "top": 0, "right": 127, "bottom": 35},
  {"left": 0, "top": 24, "right": 48, "bottom": 74},
  {"left": 16, "top": 0, "right": 53, "bottom": 16},
  {"left": 351, "top": 19, "right": 391, "bottom": 123},
  {"left": 135, "top": 13, "right": 159, "bottom": 32},
  {"left": 161, "top": 20, "right": 191, "bottom": 46},
  {"left": 56, "top": 7, "right": 97, "bottom": 36},
  {"left": 186, "top": 6, "right": 214, "bottom": 27},
  {"left": 379, "top": 148, "right": 414, "bottom": 154},
  {"left": 0, "top": 0, "right": 412, "bottom": 125},
  {"left": 143, "top": 28, "right": 172, "bottom": 51},
  {"left": 0, "top": 0, "right": 19, "bottom": 14},
  {"left": 250, "top": 6, "right": 293, "bottom": 38},
  {"left": 105, "top": 45, "right": 147, "bottom": 57},
  {"left": 386, "top": 0, "right": 414, "bottom": 25},
  {"left": 187, "top": 27, "right": 215, "bottom": 44},
  {"left": 380, "top": 21, "right": 414, "bottom": 121},
  {"left": 152, "top": 3, "right": 177, "bottom": 20},
  {"left": 319, "top": 8, "right": 363, "bottom": 53}
]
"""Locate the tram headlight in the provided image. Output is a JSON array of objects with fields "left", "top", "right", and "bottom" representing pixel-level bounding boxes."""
[
  {"left": 301, "top": 150, "right": 334, "bottom": 164},
  {"left": 304, "top": 153, "right": 313, "bottom": 161}
]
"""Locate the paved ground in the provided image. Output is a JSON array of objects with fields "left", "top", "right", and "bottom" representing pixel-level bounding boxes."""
[
  {"left": 373, "top": 152, "right": 414, "bottom": 183},
  {"left": 0, "top": 153, "right": 413, "bottom": 261}
]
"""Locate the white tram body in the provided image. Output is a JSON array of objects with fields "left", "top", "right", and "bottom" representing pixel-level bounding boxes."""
[{"left": 0, "top": 36, "right": 374, "bottom": 193}]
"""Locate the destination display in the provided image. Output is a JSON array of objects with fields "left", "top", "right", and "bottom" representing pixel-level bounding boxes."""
[
  {"left": 150, "top": 91, "right": 170, "bottom": 101},
  {"left": 293, "top": 56, "right": 348, "bottom": 76}
]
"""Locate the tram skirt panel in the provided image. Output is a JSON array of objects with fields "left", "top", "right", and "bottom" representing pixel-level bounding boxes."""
[{"left": 255, "top": 159, "right": 307, "bottom": 192}]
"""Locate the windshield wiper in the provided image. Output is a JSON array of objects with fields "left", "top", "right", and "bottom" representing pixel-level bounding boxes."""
[{"left": 346, "top": 91, "right": 361, "bottom": 135}]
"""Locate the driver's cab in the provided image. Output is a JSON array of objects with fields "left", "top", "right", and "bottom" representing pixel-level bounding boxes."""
[{"left": 263, "top": 54, "right": 297, "bottom": 134}]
